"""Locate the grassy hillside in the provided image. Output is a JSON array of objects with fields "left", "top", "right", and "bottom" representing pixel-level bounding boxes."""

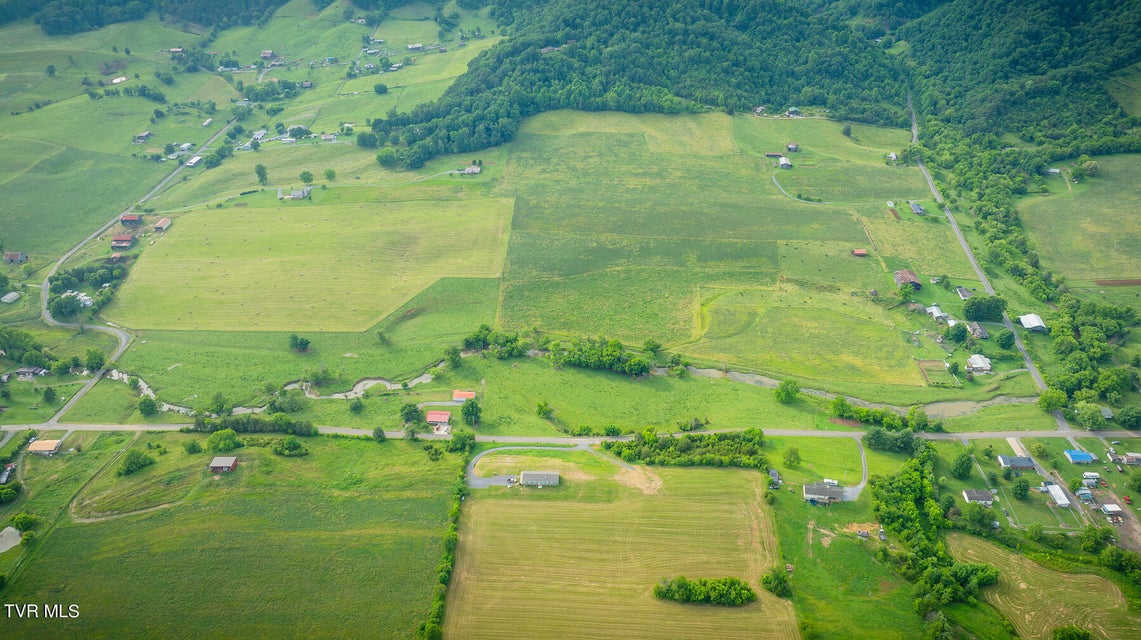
[{"left": 1, "top": 433, "right": 462, "bottom": 639}]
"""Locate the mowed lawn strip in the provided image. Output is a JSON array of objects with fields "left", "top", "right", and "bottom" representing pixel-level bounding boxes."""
[
  {"left": 946, "top": 533, "right": 1140, "bottom": 640},
  {"left": 109, "top": 198, "right": 512, "bottom": 331},
  {"left": 445, "top": 464, "right": 799, "bottom": 639}
]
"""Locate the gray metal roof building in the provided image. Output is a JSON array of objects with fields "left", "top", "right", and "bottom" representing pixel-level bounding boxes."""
[{"left": 519, "top": 471, "right": 560, "bottom": 487}]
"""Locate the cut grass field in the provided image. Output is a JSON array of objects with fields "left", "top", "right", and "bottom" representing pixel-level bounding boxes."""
[
  {"left": 946, "top": 533, "right": 1141, "bottom": 640},
  {"left": 59, "top": 379, "right": 193, "bottom": 425},
  {"left": 2, "top": 434, "right": 462, "bottom": 639},
  {"left": 108, "top": 197, "right": 511, "bottom": 331},
  {"left": 446, "top": 453, "right": 799, "bottom": 639},
  {"left": 1019, "top": 154, "right": 1141, "bottom": 280}
]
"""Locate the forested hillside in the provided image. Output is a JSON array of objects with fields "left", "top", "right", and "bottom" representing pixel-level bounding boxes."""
[
  {"left": 373, "top": 0, "right": 908, "bottom": 167},
  {"left": 0, "top": 0, "right": 292, "bottom": 34},
  {"left": 902, "top": 0, "right": 1141, "bottom": 149}
]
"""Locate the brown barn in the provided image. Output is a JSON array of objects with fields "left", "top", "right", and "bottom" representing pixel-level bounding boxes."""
[{"left": 208, "top": 456, "right": 239, "bottom": 472}]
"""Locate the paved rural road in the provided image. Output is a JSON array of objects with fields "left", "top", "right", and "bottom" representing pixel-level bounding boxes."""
[
  {"left": 907, "top": 94, "right": 1067, "bottom": 429},
  {"left": 35, "top": 119, "right": 236, "bottom": 424}
]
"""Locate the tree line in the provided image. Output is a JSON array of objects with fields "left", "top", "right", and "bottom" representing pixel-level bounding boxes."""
[
  {"left": 186, "top": 413, "right": 318, "bottom": 436},
  {"left": 602, "top": 428, "right": 767, "bottom": 469},
  {"left": 653, "top": 576, "right": 756, "bottom": 607}
]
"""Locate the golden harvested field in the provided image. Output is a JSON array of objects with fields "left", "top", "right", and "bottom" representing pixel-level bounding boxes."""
[
  {"left": 946, "top": 533, "right": 1140, "bottom": 640},
  {"left": 446, "top": 457, "right": 798, "bottom": 639}
]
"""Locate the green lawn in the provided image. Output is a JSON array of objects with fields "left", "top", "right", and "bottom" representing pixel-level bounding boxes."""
[{"left": 2, "top": 434, "right": 462, "bottom": 639}]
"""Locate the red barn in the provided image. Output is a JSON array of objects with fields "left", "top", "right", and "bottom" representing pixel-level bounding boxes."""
[
  {"left": 121, "top": 214, "right": 142, "bottom": 225},
  {"left": 208, "top": 456, "right": 238, "bottom": 472},
  {"left": 111, "top": 234, "right": 135, "bottom": 249}
]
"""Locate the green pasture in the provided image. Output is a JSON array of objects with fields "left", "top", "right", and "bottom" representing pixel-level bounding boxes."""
[
  {"left": 446, "top": 459, "right": 799, "bottom": 639},
  {"left": 108, "top": 196, "right": 511, "bottom": 331},
  {"left": 857, "top": 205, "right": 975, "bottom": 278},
  {"left": 444, "top": 357, "right": 832, "bottom": 436},
  {"left": 688, "top": 284, "right": 928, "bottom": 386},
  {"left": 3, "top": 434, "right": 462, "bottom": 639},
  {"left": 947, "top": 533, "right": 1140, "bottom": 640},
  {"left": 768, "top": 489, "right": 925, "bottom": 640},
  {"left": 59, "top": 379, "right": 192, "bottom": 425},
  {"left": 0, "top": 380, "right": 77, "bottom": 425},
  {"left": 114, "top": 277, "right": 498, "bottom": 407},
  {"left": 939, "top": 403, "right": 1057, "bottom": 433},
  {"left": 1019, "top": 154, "right": 1141, "bottom": 280}
]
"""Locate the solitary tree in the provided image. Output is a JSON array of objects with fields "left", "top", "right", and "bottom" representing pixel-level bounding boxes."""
[
  {"left": 42, "top": 386, "right": 57, "bottom": 404},
  {"left": 444, "top": 345, "right": 462, "bottom": 368},
  {"left": 373, "top": 83, "right": 388, "bottom": 94},
  {"left": 372, "top": 426, "right": 387, "bottom": 442},
  {"left": 46, "top": 64, "right": 55, "bottom": 76},
  {"left": 255, "top": 163, "right": 268, "bottom": 185},
  {"left": 85, "top": 348, "right": 105, "bottom": 372},
  {"left": 205, "top": 428, "right": 241, "bottom": 452},
  {"left": 783, "top": 447, "right": 801, "bottom": 467},
  {"left": 461, "top": 398, "right": 481, "bottom": 426},
  {"left": 995, "top": 328, "right": 1015, "bottom": 349},
  {"left": 299, "top": 170, "right": 314, "bottom": 185},
  {"left": 951, "top": 451, "right": 974, "bottom": 479},
  {"left": 841, "top": 123, "right": 851, "bottom": 137},
  {"left": 1012, "top": 477, "right": 1030, "bottom": 500},
  {"left": 324, "top": 168, "right": 336, "bottom": 181},
  {"left": 289, "top": 334, "right": 310, "bottom": 352},
  {"left": 399, "top": 402, "right": 422, "bottom": 425},
  {"left": 775, "top": 379, "right": 800, "bottom": 404},
  {"left": 138, "top": 396, "right": 158, "bottom": 416}
]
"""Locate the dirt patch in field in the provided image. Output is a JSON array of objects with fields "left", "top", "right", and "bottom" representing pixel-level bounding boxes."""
[
  {"left": 840, "top": 522, "right": 878, "bottom": 534},
  {"left": 889, "top": 208, "right": 900, "bottom": 220},
  {"left": 0, "top": 526, "right": 21, "bottom": 553},
  {"left": 830, "top": 417, "right": 863, "bottom": 427},
  {"left": 615, "top": 467, "right": 662, "bottom": 494},
  {"left": 473, "top": 455, "right": 594, "bottom": 482},
  {"left": 1095, "top": 279, "right": 1141, "bottom": 286},
  {"left": 806, "top": 521, "right": 835, "bottom": 551}
]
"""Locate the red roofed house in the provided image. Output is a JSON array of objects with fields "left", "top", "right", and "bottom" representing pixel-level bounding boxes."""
[
  {"left": 851, "top": 249, "right": 868, "bottom": 257},
  {"left": 452, "top": 390, "right": 477, "bottom": 402},
  {"left": 111, "top": 234, "right": 135, "bottom": 249},
  {"left": 426, "top": 411, "right": 451, "bottom": 426},
  {"left": 893, "top": 269, "right": 921, "bottom": 290},
  {"left": 3, "top": 251, "right": 29, "bottom": 264},
  {"left": 121, "top": 214, "right": 142, "bottom": 225},
  {"left": 154, "top": 217, "right": 172, "bottom": 232}
]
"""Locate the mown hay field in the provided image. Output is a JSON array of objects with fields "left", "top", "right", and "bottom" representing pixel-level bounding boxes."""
[
  {"left": 108, "top": 197, "right": 512, "bottom": 331},
  {"left": 946, "top": 533, "right": 1140, "bottom": 640},
  {"left": 446, "top": 455, "right": 799, "bottom": 639}
]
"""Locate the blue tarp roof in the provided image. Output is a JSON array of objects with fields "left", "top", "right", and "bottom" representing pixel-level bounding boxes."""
[{"left": 1065, "top": 450, "right": 1094, "bottom": 462}]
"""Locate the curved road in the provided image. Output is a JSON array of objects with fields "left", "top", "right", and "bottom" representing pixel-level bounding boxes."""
[
  {"left": 37, "top": 119, "right": 236, "bottom": 424},
  {"left": 906, "top": 94, "right": 1068, "bottom": 430}
]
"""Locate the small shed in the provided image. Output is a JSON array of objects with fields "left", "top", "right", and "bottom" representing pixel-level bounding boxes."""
[
  {"left": 154, "top": 218, "right": 172, "bottom": 232},
  {"left": 768, "top": 469, "right": 782, "bottom": 488},
  {"left": 851, "top": 249, "right": 868, "bottom": 257},
  {"left": 926, "top": 304, "right": 948, "bottom": 321},
  {"left": 28, "top": 440, "right": 62, "bottom": 456},
  {"left": 452, "top": 390, "right": 476, "bottom": 402},
  {"left": 1, "top": 292, "right": 19, "bottom": 304},
  {"left": 1019, "top": 314, "right": 1046, "bottom": 332},
  {"left": 408, "top": 43, "right": 423, "bottom": 51},
  {"left": 967, "top": 322, "right": 989, "bottom": 339},
  {"left": 519, "top": 471, "right": 560, "bottom": 487},
  {"left": 956, "top": 287, "right": 973, "bottom": 300},
  {"left": 966, "top": 354, "right": 991, "bottom": 373},
  {"left": 121, "top": 214, "right": 142, "bottom": 225},
  {"left": 208, "top": 456, "right": 238, "bottom": 472},
  {"left": 1101, "top": 407, "right": 1114, "bottom": 420},
  {"left": 786, "top": 143, "right": 799, "bottom": 152},
  {"left": 1076, "top": 488, "right": 1093, "bottom": 502},
  {"left": 426, "top": 411, "right": 451, "bottom": 425},
  {"left": 1065, "top": 450, "right": 1095, "bottom": 464},
  {"left": 778, "top": 156, "right": 792, "bottom": 169},
  {"left": 260, "top": 50, "right": 274, "bottom": 59},
  {"left": 910, "top": 202, "right": 926, "bottom": 215},
  {"left": 962, "top": 489, "right": 994, "bottom": 507},
  {"left": 888, "top": 152, "right": 898, "bottom": 162},
  {"left": 185, "top": 155, "right": 202, "bottom": 167},
  {"left": 1102, "top": 504, "right": 1123, "bottom": 515},
  {"left": 3, "top": 251, "right": 29, "bottom": 264}
]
